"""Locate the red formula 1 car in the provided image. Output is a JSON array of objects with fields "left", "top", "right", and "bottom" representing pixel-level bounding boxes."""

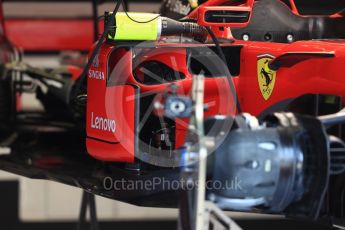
[
  {"left": 78, "top": 0, "right": 345, "bottom": 223},
  {"left": 4, "top": 0, "right": 345, "bottom": 227},
  {"left": 86, "top": 0, "right": 345, "bottom": 163}
]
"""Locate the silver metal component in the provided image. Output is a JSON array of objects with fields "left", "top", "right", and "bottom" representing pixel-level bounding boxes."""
[
  {"left": 204, "top": 201, "right": 242, "bottom": 230},
  {"left": 213, "top": 196, "right": 266, "bottom": 211},
  {"left": 154, "top": 101, "right": 163, "bottom": 110},
  {"left": 286, "top": 34, "right": 294, "bottom": 43},
  {"left": 333, "top": 224, "right": 345, "bottom": 230},
  {"left": 170, "top": 100, "right": 186, "bottom": 114},
  {"left": 242, "top": 34, "right": 249, "bottom": 41},
  {"left": 165, "top": 95, "right": 192, "bottom": 118},
  {"left": 180, "top": 75, "right": 242, "bottom": 230},
  {"left": 204, "top": 136, "right": 216, "bottom": 150},
  {"left": 157, "top": 16, "right": 162, "bottom": 39},
  {"left": 258, "top": 142, "right": 276, "bottom": 151},
  {"left": 319, "top": 108, "right": 345, "bottom": 127},
  {"left": 190, "top": 74, "right": 207, "bottom": 230},
  {"left": 329, "top": 135, "right": 345, "bottom": 175},
  {"left": 245, "top": 160, "right": 259, "bottom": 169},
  {"left": 242, "top": 113, "right": 259, "bottom": 129},
  {"left": 0, "top": 147, "right": 11, "bottom": 155}
]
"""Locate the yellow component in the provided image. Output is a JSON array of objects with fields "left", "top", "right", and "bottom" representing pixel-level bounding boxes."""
[
  {"left": 189, "top": 0, "right": 199, "bottom": 8},
  {"left": 108, "top": 12, "right": 160, "bottom": 41},
  {"left": 257, "top": 57, "right": 277, "bottom": 101}
]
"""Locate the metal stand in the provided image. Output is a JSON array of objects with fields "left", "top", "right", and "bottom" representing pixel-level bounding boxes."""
[
  {"left": 77, "top": 191, "right": 99, "bottom": 230},
  {"left": 178, "top": 75, "right": 242, "bottom": 230},
  {"left": 203, "top": 202, "right": 242, "bottom": 230}
]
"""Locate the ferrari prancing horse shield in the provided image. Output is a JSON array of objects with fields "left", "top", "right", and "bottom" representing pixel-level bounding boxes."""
[{"left": 257, "top": 56, "right": 276, "bottom": 100}]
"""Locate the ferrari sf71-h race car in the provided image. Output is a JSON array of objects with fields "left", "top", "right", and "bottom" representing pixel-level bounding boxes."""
[
  {"left": 3, "top": 0, "right": 345, "bottom": 229},
  {"left": 80, "top": 0, "right": 345, "bottom": 225}
]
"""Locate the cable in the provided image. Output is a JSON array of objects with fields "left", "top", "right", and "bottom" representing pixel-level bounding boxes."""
[
  {"left": 92, "top": 0, "right": 100, "bottom": 42},
  {"left": 122, "top": 5, "right": 161, "bottom": 24},
  {"left": 205, "top": 26, "right": 242, "bottom": 113},
  {"left": 73, "top": 0, "right": 160, "bottom": 99},
  {"left": 123, "top": 11, "right": 160, "bottom": 23},
  {"left": 74, "top": 0, "right": 240, "bottom": 116},
  {"left": 73, "top": 0, "right": 122, "bottom": 98}
]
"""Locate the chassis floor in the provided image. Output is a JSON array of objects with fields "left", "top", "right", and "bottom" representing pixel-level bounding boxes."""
[{"left": 0, "top": 124, "right": 180, "bottom": 208}]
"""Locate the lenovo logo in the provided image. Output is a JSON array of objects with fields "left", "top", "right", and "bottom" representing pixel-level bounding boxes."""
[{"left": 91, "top": 112, "right": 116, "bottom": 133}]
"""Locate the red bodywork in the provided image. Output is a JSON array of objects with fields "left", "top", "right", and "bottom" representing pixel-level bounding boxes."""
[
  {"left": 86, "top": 0, "right": 345, "bottom": 163},
  {"left": 86, "top": 43, "right": 236, "bottom": 161},
  {"left": 5, "top": 19, "right": 99, "bottom": 51},
  {"left": 2, "top": 0, "right": 342, "bottom": 51}
]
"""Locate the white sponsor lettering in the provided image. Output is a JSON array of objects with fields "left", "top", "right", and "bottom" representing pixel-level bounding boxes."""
[
  {"left": 91, "top": 112, "right": 116, "bottom": 133},
  {"left": 88, "top": 69, "right": 105, "bottom": 80}
]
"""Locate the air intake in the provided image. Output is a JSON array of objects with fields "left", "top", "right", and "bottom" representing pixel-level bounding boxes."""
[{"left": 204, "top": 10, "right": 250, "bottom": 23}]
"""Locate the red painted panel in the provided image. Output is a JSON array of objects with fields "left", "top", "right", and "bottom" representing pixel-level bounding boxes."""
[
  {"left": 5, "top": 19, "right": 104, "bottom": 51},
  {"left": 86, "top": 44, "right": 136, "bottom": 162},
  {"left": 86, "top": 138, "right": 135, "bottom": 162}
]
